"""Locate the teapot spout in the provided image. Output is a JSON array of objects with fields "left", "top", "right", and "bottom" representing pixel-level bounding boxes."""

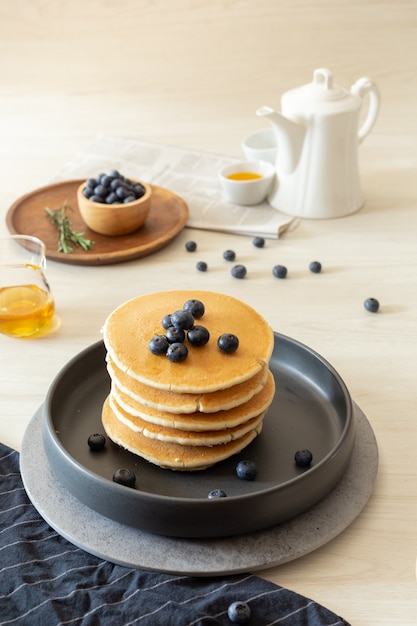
[{"left": 256, "top": 106, "right": 305, "bottom": 174}]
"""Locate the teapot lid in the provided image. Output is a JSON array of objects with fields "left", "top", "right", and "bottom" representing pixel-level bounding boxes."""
[
  {"left": 289, "top": 68, "right": 347, "bottom": 102},
  {"left": 283, "top": 67, "right": 350, "bottom": 103},
  {"left": 281, "top": 68, "right": 362, "bottom": 114}
]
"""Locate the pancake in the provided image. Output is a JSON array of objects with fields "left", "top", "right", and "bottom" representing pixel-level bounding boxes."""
[
  {"left": 108, "top": 394, "right": 266, "bottom": 446},
  {"left": 102, "top": 290, "right": 274, "bottom": 393},
  {"left": 102, "top": 396, "right": 263, "bottom": 470},
  {"left": 106, "top": 357, "right": 269, "bottom": 414},
  {"left": 110, "top": 369, "right": 276, "bottom": 431}
]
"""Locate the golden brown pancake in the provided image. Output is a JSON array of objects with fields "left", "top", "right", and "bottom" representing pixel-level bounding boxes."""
[
  {"left": 102, "top": 290, "right": 274, "bottom": 393},
  {"left": 106, "top": 357, "right": 269, "bottom": 414},
  {"left": 102, "top": 290, "right": 275, "bottom": 470},
  {"left": 102, "top": 395, "right": 263, "bottom": 470},
  {"left": 110, "top": 370, "right": 275, "bottom": 431},
  {"left": 108, "top": 394, "right": 266, "bottom": 446}
]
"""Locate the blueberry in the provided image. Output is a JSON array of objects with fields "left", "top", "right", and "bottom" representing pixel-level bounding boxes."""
[
  {"left": 208, "top": 489, "right": 226, "bottom": 499},
  {"left": 309, "top": 260, "right": 322, "bottom": 273},
  {"left": 83, "top": 187, "right": 93, "bottom": 198},
  {"left": 166, "top": 326, "right": 186, "bottom": 344},
  {"left": 170, "top": 309, "right": 195, "bottom": 330},
  {"left": 105, "top": 192, "right": 118, "bottom": 204},
  {"left": 123, "top": 195, "right": 136, "bottom": 203},
  {"left": 133, "top": 183, "right": 146, "bottom": 198},
  {"left": 90, "top": 194, "right": 103, "bottom": 203},
  {"left": 86, "top": 178, "right": 97, "bottom": 190},
  {"left": 236, "top": 460, "right": 258, "bottom": 481},
  {"left": 231, "top": 264, "right": 247, "bottom": 279},
  {"left": 252, "top": 236, "right": 265, "bottom": 248},
  {"left": 99, "top": 174, "right": 113, "bottom": 188},
  {"left": 113, "top": 468, "right": 136, "bottom": 488},
  {"left": 295, "top": 449, "right": 313, "bottom": 467},
  {"left": 166, "top": 342, "right": 188, "bottom": 362},
  {"left": 93, "top": 184, "right": 107, "bottom": 198},
  {"left": 227, "top": 601, "right": 251, "bottom": 623},
  {"left": 115, "top": 186, "right": 128, "bottom": 200},
  {"left": 183, "top": 299, "right": 205, "bottom": 319},
  {"left": 87, "top": 433, "right": 106, "bottom": 451},
  {"left": 187, "top": 325, "right": 210, "bottom": 347},
  {"left": 110, "top": 178, "right": 121, "bottom": 191},
  {"left": 196, "top": 261, "right": 208, "bottom": 272},
  {"left": 148, "top": 335, "right": 169, "bottom": 355},
  {"left": 272, "top": 264, "right": 287, "bottom": 279},
  {"left": 218, "top": 333, "right": 239, "bottom": 354},
  {"left": 185, "top": 241, "right": 197, "bottom": 252},
  {"left": 223, "top": 249, "right": 236, "bottom": 261},
  {"left": 109, "top": 169, "right": 121, "bottom": 178},
  {"left": 161, "top": 313, "right": 173, "bottom": 329},
  {"left": 364, "top": 297, "right": 379, "bottom": 313}
]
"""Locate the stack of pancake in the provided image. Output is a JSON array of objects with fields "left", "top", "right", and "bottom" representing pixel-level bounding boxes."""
[{"left": 101, "top": 290, "right": 275, "bottom": 471}]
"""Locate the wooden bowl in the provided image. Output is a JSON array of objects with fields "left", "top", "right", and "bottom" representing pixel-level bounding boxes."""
[{"left": 77, "top": 180, "right": 152, "bottom": 236}]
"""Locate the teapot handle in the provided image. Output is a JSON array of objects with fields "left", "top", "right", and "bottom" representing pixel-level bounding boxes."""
[{"left": 351, "top": 77, "right": 380, "bottom": 144}]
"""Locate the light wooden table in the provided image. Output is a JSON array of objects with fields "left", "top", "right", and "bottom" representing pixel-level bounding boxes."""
[{"left": 1, "top": 2, "right": 416, "bottom": 624}]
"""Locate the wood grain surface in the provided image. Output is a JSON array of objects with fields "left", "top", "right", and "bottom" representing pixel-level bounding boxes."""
[{"left": 0, "top": 2, "right": 416, "bottom": 624}]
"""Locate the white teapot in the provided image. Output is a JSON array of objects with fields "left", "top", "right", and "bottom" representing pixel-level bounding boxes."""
[{"left": 257, "top": 68, "right": 380, "bottom": 219}]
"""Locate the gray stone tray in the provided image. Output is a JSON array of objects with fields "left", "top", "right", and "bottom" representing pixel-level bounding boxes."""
[
  {"left": 21, "top": 403, "right": 377, "bottom": 575},
  {"left": 40, "top": 335, "right": 357, "bottom": 538}
]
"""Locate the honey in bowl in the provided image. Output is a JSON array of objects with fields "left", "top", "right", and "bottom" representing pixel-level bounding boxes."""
[
  {"left": 226, "top": 172, "right": 263, "bottom": 181},
  {"left": 219, "top": 160, "right": 275, "bottom": 205}
]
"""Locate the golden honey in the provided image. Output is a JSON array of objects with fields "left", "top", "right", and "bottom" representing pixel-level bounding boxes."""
[
  {"left": 226, "top": 172, "right": 262, "bottom": 181},
  {"left": 0, "top": 284, "right": 55, "bottom": 337}
]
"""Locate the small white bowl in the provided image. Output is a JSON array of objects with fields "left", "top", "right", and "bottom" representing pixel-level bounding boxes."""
[
  {"left": 242, "top": 128, "right": 277, "bottom": 164},
  {"left": 219, "top": 160, "right": 275, "bottom": 205}
]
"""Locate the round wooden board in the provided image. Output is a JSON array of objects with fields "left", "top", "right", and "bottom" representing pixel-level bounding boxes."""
[{"left": 5, "top": 179, "right": 189, "bottom": 265}]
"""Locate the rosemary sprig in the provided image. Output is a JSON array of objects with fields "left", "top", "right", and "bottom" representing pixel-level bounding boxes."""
[{"left": 45, "top": 201, "right": 94, "bottom": 254}]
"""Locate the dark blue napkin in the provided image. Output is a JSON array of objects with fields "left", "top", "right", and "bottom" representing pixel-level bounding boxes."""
[{"left": 0, "top": 443, "right": 350, "bottom": 625}]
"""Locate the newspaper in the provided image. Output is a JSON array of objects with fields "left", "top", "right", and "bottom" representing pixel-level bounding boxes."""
[{"left": 52, "top": 134, "right": 295, "bottom": 239}]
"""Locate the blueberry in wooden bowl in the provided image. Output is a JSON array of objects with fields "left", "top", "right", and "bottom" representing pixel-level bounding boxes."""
[{"left": 77, "top": 171, "right": 152, "bottom": 236}]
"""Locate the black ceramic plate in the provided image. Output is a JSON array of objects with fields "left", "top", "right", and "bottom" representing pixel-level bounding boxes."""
[{"left": 42, "top": 334, "right": 356, "bottom": 538}]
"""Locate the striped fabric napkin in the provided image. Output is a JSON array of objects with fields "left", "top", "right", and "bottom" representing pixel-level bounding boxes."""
[{"left": 0, "top": 443, "right": 350, "bottom": 626}]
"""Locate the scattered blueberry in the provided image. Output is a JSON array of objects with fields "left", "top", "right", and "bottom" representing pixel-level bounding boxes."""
[
  {"left": 295, "top": 449, "right": 313, "bottom": 467},
  {"left": 208, "top": 489, "right": 227, "bottom": 499},
  {"left": 166, "top": 342, "right": 188, "bottom": 362},
  {"left": 252, "top": 236, "right": 265, "bottom": 248},
  {"left": 364, "top": 297, "right": 380, "bottom": 313},
  {"left": 187, "top": 325, "right": 210, "bottom": 347},
  {"left": 196, "top": 261, "right": 208, "bottom": 272},
  {"left": 161, "top": 313, "right": 172, "bottom": 329},
  {"left": 272, "top": 264, "right": 288, "bottom": 279},
  {"left": 236, "top": 460, "right": 258, "bottom": 481},
  {"left": 113, "top": 468, "right": 136, "bottom": 488},
  {"left": 170, "top": 309, "right": 195, "bottom": 330},
  {"left": 231, "top": 264, "right": 247, "bottom": 279},
  {"left": 227, "top": 601, "right": 251, "bottom": 623},
  {"left": 183, "top": 299, "right": 205, "bottom": 319},
  {"left": 185, "top": 241, "right": 197, "bottom": 252},
  {"left": 223, "top": 249, "right": 236, "bottom": 261},
  {"left": 309, "top": 260, "right": 322, "bottom": 273},
  {"left": 166, "top": 326, "right": 186, "bottom": 344},
  {"left": 87, "top": 433, "right": 106, "bottom": 451},
  {"left": 218, "top": 333, "right": 239, "bottom": 354},
  {"left": 148, "top": 335, "right": 169, "bottom": 355}
]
